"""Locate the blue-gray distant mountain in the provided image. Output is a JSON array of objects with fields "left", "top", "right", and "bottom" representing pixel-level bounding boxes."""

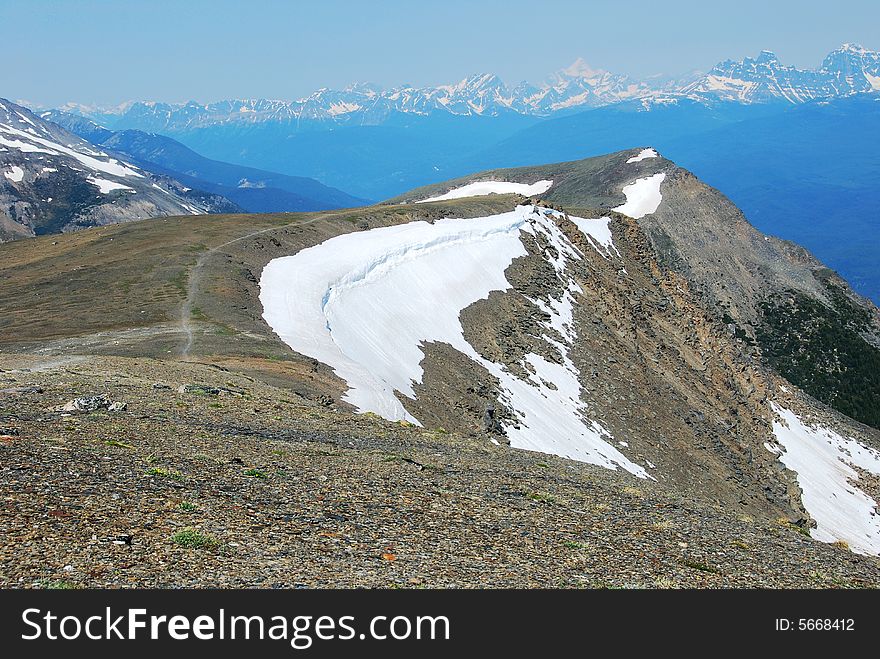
[
  {"left": 43, "top": 111, "right": 369, "bottom": 212},
  {"left": 0, "top": 99, "right": 238, "bottom": 241}
]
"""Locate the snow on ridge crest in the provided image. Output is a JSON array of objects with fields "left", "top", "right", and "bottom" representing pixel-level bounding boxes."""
[
  {"left": 260, "top": 205, "right": 648, "bottom": 476},
  {"left": 416, "top": 179, "right": 553, "bottom": 203},
  {"left": 626, "top": 148, "right": 659, "bottom": 163},
  {"left": 613, "top": 172, "right": 666, "bottom": 219}
]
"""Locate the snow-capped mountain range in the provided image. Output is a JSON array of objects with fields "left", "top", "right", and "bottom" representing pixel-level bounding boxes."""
[
  {"left": 53, "top": 44, "right": 879, "bottom": 130},
  {"left": 681, "top": 44, "right": 880, "bottom": 104}
]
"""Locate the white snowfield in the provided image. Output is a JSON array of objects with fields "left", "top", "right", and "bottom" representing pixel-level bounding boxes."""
[
  {"left": 3, "top": 165, "right": 24, "bottom": 182},
  {"left": 261, "top": 204, "right": 648, "bottom": 477},
  {"left": 766, "top": 403, "right": 880, "bottom": 555},
  {"left": 416, "top": 179, "right": 553, "bottom": 203},
  {"left": 87, "top": 176, "right": 135, "bottom": 194},
  {"left": 613, "top": 172, "right": 666, "bottom": 219},
  {"left": 0, "top": 122, "right": 141, "bottom": 178},
  {"left": 626, "top": 148, "right": 659, "bottom": 163}
]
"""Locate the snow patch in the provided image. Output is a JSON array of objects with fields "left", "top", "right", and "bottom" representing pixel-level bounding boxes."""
[
  {"left": 613, "top": 173, "right": 665, "bottom": 219},
  {"left": 3, "top": 165, "right": 24, "bottom": 182},
  {"left": 327, "top": 101, "right": 362, "bottom": 116},
  {"left": 0, "top": 135, "right": 57, "bottom": 154},
  {"left": 417, "top": 180, "right": 553, "bottom": 203},
  {"left": 767, "top": 403, "right": 880, "bottom": 555},
  {"left": 626, "top": 148, "right": 658, "bottom": 163},
  {"left": 570, "top": 216, "right": 620, "bottom": 258},
  {"left": 87, "top": 176, "right": 134, "bottom": 194},
  {"left": 260, "top": 205, "right": 646, "bottom": 476}
]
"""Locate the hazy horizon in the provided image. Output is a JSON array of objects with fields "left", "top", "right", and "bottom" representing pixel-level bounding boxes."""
[{"left": 4, "top": 0, "right": 879, "bottom": 108}]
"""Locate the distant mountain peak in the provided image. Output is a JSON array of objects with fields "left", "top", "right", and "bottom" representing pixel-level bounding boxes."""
[
  {"left": 559, "top": 57, "right": 602, "bottom": 78},
  {"left": 754, "top": 50, "right": 780, "bottom": 64},
  {"left": 839, "top": 42, "right": 869, "bottom": 53}
]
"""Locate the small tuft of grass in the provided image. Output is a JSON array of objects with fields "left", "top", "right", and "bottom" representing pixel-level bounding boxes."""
[
  {"left": 681, "top": 559, "right": 721, "bottom": 575},
  {"left": 244, "top": 468, "right": 267, "bottom": 479},
  {"left": 563, "top": 540, "right": 588, "bottom": 550},
  {"left": 104, "top": 439, "right": 134, "bottom": 449},
  {"left": 178, "top": 502, "right": 198, "bottom": 512},
  {"left": 40, "top": 579, "right": 78, "bottom": 589},
  {"left": 146, "top": 466, "right": 183, "bottom": 481},
  {"left": 654, "top": 577, "right": 677, "bottom": 589},
  {"left": 171, "top": 528, "right": 219, "bottom": 550},
  {"left": 525, "top": 491, "right": 557, "bottom": 504},
  {"left": 776, "top": 517, "right": 811, "bottom": 538}
]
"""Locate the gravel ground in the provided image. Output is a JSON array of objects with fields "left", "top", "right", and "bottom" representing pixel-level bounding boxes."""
[{"left": 1, "top": 354, "right": 878, "bottom": 589}]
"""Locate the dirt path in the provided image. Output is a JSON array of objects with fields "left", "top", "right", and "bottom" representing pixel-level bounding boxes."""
[
  {"left": 178, "top": 211, "right": 345, "bottom": 356},
  {"left": 0, "top": 355, "right": 87, "bottom": 373}
]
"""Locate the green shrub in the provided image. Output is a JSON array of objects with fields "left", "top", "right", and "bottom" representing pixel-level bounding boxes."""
[{"left": 171, "top": 528, "right": 218, "bottom": 549}]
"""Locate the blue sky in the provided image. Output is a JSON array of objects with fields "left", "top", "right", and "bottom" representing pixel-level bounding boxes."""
[{"left": 4, "top": 0, "right": 879, "bottom": 106}]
